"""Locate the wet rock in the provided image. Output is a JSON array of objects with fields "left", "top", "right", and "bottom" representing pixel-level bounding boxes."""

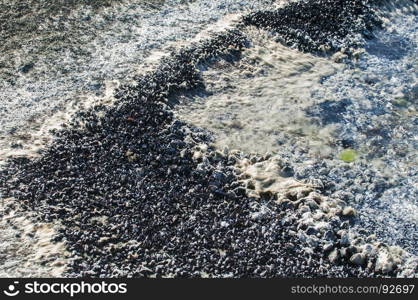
[
  {"left": 306, "top": 227, "right": 318, "bottom": 236},
  {"left": 350, "top": 253, "right": 366, "bottom": 266},
  {"left": 323, "top": 243, "right": 334, "bottom": 252},
  {"left": 243, "top": 0, "right": 381, "bottom": 54},
  {"left": 339, "top": 231, "right": 351, "bottom": 246},
  {"left": 328, "top": 249, "right": 340, "bottom": 264},
  {"left": 342, "top": 206, "right": 356, "bottom": 217},
  {"left": 375, "top": 251, "right": 395, "bottom": 274},
  {"left": 19, "top": 63, "right": 34, "bottom": 73},
  {"left": 324, "top": 230, "right": 337, "bottom": 242}
]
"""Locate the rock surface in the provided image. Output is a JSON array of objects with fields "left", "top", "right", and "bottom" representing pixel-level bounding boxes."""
[{"left": 0, "top": 0, "right": 416, "bottom": 278}]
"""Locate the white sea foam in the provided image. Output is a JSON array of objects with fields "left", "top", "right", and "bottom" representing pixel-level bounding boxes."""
[
  {"left": 0, "top": 0, "right": 273, "bottom": 162},
  {"left": 175, "top": 1, "right": 418, "bottom": 258}
]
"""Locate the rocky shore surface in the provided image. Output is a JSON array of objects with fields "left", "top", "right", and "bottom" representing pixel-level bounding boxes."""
[{"left": 1, "top": 0, "right": 417, "bottom": 277}]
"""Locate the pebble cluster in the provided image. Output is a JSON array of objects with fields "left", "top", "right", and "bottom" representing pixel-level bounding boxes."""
[
  {"left": 0, "top": 0, "right": 273, "bottom": 143},
  {"left": 243, "top": 0, "right": 382, "bottom": 53},
  {"left": 297, "top": 1, "right": 418, "bottom": 256},
  {"left": 1, "top": 0, "right": 415, "bottom": 277},
  {"left": 235, "top": 156, "right": 417, "bottom": 277}
]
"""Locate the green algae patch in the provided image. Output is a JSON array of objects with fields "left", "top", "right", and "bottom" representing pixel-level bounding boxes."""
[
  {"left": 339, "top": 149, "right": 357, "bottom": 163},
  {"left": 393, "top": 97, "right": 409, "bottom": 108}
]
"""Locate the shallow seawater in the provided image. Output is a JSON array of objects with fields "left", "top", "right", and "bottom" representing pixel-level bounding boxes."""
[
  {"left": 174, "top": 1, "right": 418, "bottom": 253},
  {"left": 309, "top": 3, "right": 418, "bottom": 253},
  {"left": 0, "top": 0, "right": 273, "bottom": 160},
  {"left": 175, "top": 28, "right": 342, "bottom": 155},
  {"left": 0, "top": 0, "right": 275, "bottom": 277},
  {"left": 0, "top": 0, "right": 417, "bottom": 276}
]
